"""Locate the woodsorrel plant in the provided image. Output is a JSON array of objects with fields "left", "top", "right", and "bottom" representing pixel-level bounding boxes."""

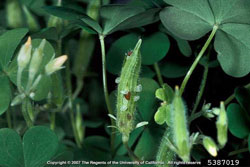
[{"left": 0, "top": 0, "right": 250, "bottom": 166}]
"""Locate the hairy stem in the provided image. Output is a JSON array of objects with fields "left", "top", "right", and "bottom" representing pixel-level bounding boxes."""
[
  {"left": 224, "top": 83, "right": 250, "bottom": 106},
  {"left": 180, "top": 25, "right": 218, "bottom": 95},
  {"left": 228, "top": 148, "right": 249, "bottom": 156},
  {"left": 22, "top": 98, "right": 33, "bottom": 128},
  {"left": 6, "top": 109, "right": 12, "bottom": 128},
  {"left": 188, "top": 110, "right": 205, "bottom": 123},
  {"left": 50, "top": 112, "right": 56, "bottom": 131},
  {"left": 191, "top": 62, "right": 209, "bottom": 116},
  {"left": 65, "top": 61, "right": 82, "bottom": 148},
  {"left": 99, "top": 34, "right": 115, "bottom": 154},
  {"left": 123, "top": 141, "right": 141, "bottom": 162},
  {"left": 154, "top": 63, "right": 164, "bottom": 86},
  {"left": 17, "top": 68, "right": 23, "bottom": 93}
]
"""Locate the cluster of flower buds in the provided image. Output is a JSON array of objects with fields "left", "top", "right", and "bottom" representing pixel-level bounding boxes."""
[
  {"left": 202, "top": 103, "right": 220, "bottom": 119},
  {"left": 12, "top": 37, "right": 67, "bottom": 106}
]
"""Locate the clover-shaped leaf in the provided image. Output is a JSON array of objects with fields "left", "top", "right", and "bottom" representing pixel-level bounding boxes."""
[
  {"left": 0, "top": 126, "right": 58, "bottom": 167},
  {"left": 235, "top": 87, "right": 250, "bottom": 121},
  {"left": 160, "top": 0, "right": 250, "bottom": 77},
  {"left": 43, "top": 6, "right": 102, "bottom": 34},
  {"left": 100, "top": 5, "right": 160, "bottom": 35},
  {"left": 107, "top": 32, "right": 170, "bottom": 75},
  {"left": 0, "top": 28, "right": 28, "bottom": 115},
  {"left": 154, "top": 104, "right": 171, "bottom": 126},
  {"left": 155, "top": 83, "right": 174, "bottom": 102},
  {"left": 227, "top": 103, "right": 250, "bottom": 139},
  {"left": 138, "top": 78, "right": 159, "bottom": 121}
]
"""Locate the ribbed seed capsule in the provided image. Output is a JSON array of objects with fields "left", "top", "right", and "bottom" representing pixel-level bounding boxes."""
[
  {"left": 171, "top": 86, "right": 190, "bottom": 162},
  {"left": 216, "top": 102, "right": 228, "bottom": 148},
  {"left": 116, "top": 39, "right": 142, "bottom": 143}
]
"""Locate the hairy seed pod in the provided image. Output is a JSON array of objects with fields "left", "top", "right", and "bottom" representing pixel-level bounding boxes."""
[
  {"left": 202, "top": 136, "right": 218, "bottom": 157},
  {"left": 116, "top": 39, "right": 142, "bottom": 143},
  {"left": 171, "top": 86, "right": 190, "bottom": 162},
  {"left": 216, "top": 102, "right": 228, "bottom": 148},
  {"left": 156, "top": 127, "right": 175, "bottom": 167}
]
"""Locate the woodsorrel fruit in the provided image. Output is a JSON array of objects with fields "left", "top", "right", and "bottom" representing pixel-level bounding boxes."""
[
  {"left": 116, "top": 39, "right": 142, "bottom": 143},
  {"left": 216, "top": 102, "right": 228, "bottom": 148},
  {"left": 171, "top": 86, "right": 190, "bottom": 162}
]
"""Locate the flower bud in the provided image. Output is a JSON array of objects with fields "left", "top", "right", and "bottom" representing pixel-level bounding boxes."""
[
  {"left": 11, "top": 93, "right": 25, "bottom": 106},
  {"left": 17, "top": 37, "right": 32, "bottom": 70},
  {"left": 45, "top": 55, "right": 68, "bottom": 75},
  {"left": 216, "top": 102, "right": 228, "bottom": 148},
  {"left": 202, "top": 136, "right": 218, "bottom": 157},
  {"left": 28, "top": 39, "right": 46, "bottom": 83}
]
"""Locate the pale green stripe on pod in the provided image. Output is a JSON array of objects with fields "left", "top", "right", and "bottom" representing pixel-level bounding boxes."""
[
  {"left": 216, "top": 102, "right": 228, "bottom": 148},
  {"left": 171, "top": 86, "right": 190, "bottom": 162},
  {"left": 116, "top": 39, "right": 142, "bottom": 143},
  {"left": 156, "top": 128, "right": 175, "bottom": 167}
]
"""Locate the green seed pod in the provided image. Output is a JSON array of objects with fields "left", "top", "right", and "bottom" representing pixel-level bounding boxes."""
[
  {"left": 47, "top": 15, "right": 63, "bottom": 34},
  {"left": 202, "top": 136, "right": 218, "bottom": 157},
  {"left": 216, "top": 102, "right": 228, "bottom": 148},
  {"left": 73, "top": 0, "right": 101, "bottom": 78},
  {"left": 76, "top": 104, "right": 84, "bottom": 143},
  {"left": 6, "top": 0, "right": 23, "bottom": 28},
  {"left": 28, "top": 39, "right": 46, "bottom": 85},
  {"left": 22, "top": 5, "right": 40, "bottom": 32},
  {"left": 116, "top": 39, "right": 142, "bottom": 143},
  {"left": 156, "top": 127, "right": 175, "bottom": 167},
  {"left": 171, "top": 86, "right": 190, "bottom": 162},
  {"left": 48, "top": 0, "right": 63, "bottom": 33}
]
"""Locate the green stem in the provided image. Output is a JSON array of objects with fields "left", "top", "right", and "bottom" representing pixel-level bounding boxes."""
[
  {"left": 17, "top": 68, "right": 23, "bottom": 93},
  {"left": 50, "top": 112, "right": 56, "bottom": 131},
  {"left": 72, "top": 79, "right": 84, "bottom": 100},
  {"left": 228, "top": 148, "right": 249, "bottom": 156},
  {"left": 6, "top": 109, "right": 12, "bottom": 128},
  {"left": 70, "top": 108, "right": 82, "bottom": 148},
  {"left": 65, "top": 61, "right": 82, "bottom": 148},
  {"left": 188, "top": 110, "right": 205, "bottom": 123},
  {"left": 99, "top": 34, "right": 115, "bottom": 154},
  {"left": 180, "top": 25, "right": 218, "bottom": 95},
  {"left": 154, "top": 63, "right": 164, "bottom": 86},
  {"left": 191, "top": 62, "right": 209, "bottom": 116},
  {"left": 224, "top": 83, "right": 250, "bottom": 106},
  {"left": 21, "top": 98, "right": 33, "bottom": 127},
  {"left": 123, "top": 141, "right": 141, "bottom": 162}
]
